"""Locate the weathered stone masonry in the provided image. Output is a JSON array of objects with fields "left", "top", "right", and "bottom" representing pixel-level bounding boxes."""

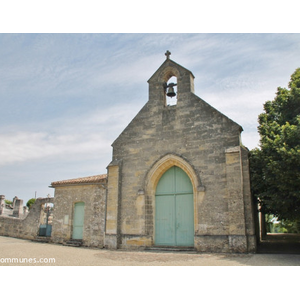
[{"left": 105, "top": 56, "right": 256, "bottom": 252}]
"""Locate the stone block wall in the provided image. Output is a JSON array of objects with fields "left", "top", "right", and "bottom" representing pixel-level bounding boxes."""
[
  {"left": 108, "top": 98, "right": 251, "bottom": 251},
  {"left": 0, "top": 197, "right": 53, "bottom": 240}
]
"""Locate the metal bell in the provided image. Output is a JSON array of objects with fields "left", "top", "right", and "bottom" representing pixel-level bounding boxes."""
[{"left": 167, "top": 86, "right": 176, "bottom": 98}]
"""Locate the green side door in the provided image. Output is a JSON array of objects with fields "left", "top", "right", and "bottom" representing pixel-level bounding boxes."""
[
  {"left": 72, "top": 202, "right": 85, "bottom": 240},
  {"left": 155, "top": 166, "right": 194, "bottom": 246}
]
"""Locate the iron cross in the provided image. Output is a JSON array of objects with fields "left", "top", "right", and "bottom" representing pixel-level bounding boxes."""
[{"left": 165, "top": 50, "right": 171, "bottom": 59}]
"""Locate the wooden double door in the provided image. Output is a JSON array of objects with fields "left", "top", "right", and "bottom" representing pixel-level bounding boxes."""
[{"left": 155, "top": 166, "right": 194, "bottom": 247}]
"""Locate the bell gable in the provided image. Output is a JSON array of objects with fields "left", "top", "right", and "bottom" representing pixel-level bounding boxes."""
[{"left": 112, "top": 54, "right": 242, "bottom": 150}]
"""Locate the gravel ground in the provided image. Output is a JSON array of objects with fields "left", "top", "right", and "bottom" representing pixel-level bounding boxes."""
[{"left": 1, "top": 236, "right": 300, "bottom": 266}]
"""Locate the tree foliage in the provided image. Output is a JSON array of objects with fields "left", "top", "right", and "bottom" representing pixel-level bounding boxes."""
[
  {"left": 250, "top": 68, "right": 300, "bottom": 222},
  {"left": 26, "top": 198, "right": 36, "bottom": 210}
]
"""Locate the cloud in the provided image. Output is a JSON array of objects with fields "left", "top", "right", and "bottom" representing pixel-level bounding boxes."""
[
  {"left": 0, "top": 131, "right": 109, "bottom": 166},
  {"left": 0, "top": 100, "right": 139, "bottom": 167}
]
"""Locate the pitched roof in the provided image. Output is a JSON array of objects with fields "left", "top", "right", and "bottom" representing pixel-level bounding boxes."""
[
  {"left": 147, "top": 58, "right": 195, "bottom": 83},
  {"left": 50, "top": 174, "right": 107, "bottom": 187}
]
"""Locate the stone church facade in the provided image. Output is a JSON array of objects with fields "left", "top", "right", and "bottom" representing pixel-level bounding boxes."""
[{"left": 50, "top": 53, "right": 256, "bottom": 253}]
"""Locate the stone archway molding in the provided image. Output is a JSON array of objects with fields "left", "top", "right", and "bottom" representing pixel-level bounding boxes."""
[{"left": 145, "top": 153, "right": 204, "bottom": 194}]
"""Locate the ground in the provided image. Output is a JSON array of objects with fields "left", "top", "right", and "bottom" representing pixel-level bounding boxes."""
[
  {"left": 258, "top": 233, "right": 300, "bottom": 254},
  {"left": 0, "top": 236, "right": 299, "bottom": 266}
]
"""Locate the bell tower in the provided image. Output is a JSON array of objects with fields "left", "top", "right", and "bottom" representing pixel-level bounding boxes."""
[{"left": 147, "top": 50, "right": 195, "bottom": 107}]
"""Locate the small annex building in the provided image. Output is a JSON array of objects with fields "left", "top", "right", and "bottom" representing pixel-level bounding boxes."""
[
  {"left": 50, "top": 52, "right": 257, "bottom": 253},
  {"left": 50, "top": 175, "right": 107, "bottom": 247}
]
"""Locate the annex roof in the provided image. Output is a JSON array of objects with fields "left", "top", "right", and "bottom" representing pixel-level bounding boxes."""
[{"left": 50, "top": 174, "right": 107, "bottom": 187}]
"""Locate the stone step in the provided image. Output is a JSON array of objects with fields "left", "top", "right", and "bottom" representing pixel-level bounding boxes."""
[
  {"left": 145, "top": 246, "right": 196, "bottom": 253},
  {"left": 63, "top": 239, "right": 83, "bottom": 247}
]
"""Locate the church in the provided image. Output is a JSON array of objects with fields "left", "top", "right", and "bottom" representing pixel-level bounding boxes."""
[{"left": 50, "top": 52, "right": 257, "bottom": 253}]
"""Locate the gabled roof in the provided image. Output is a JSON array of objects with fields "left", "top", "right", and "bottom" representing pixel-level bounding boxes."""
[
  {"left": 112, "top": 56, "right": 243, "bottom": 148},
  {"left": 147, "top": 58, "right": 195, "bottom": 83},
  {"left": 50, "top": 174, "right": 107, "bottom": 187}
]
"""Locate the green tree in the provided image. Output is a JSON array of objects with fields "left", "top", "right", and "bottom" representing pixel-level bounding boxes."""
[
  {"left": 26, "top": 198, "right": 36, "bottom": 210},
  {"left": 250, "top": 68, "right": 300, "bottom": 223}
]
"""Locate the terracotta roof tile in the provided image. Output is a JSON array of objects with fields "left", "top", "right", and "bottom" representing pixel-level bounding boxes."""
[{"left": 51, "top": 174, "right": 107, "bottom": 187}]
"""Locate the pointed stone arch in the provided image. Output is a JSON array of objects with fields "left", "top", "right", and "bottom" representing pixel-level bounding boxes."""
[
  {"left": 158, "top": 66, "right": 181, "bottom": 83},
  {"left": 144, "top": 154, "right": 205, "bottom": 244},
  {"left": 146, "top": 154, "right": 202, "bottom": 193}
]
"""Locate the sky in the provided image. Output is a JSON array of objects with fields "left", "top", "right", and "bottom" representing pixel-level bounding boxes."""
[{"left": 0, "top": 33, "right": 299, "bottom": 202}]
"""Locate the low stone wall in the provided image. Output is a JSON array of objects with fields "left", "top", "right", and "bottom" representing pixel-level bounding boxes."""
[{"left": 0, "top": 197, "right": 54, "bottom": 241}]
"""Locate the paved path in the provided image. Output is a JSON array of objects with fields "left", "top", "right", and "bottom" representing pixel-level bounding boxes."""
[{"left": 0, "top": 236, "right": 300, "bottom": 266}]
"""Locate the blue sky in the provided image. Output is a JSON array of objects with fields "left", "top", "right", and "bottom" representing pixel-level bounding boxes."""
[{"left": 1, "top": 33, "right": 300, "bottom": 202}]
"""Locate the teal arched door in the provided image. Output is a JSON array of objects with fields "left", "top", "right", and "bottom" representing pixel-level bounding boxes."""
[{"left": 155, "top": 166, "right": 194, "bottom": 246}]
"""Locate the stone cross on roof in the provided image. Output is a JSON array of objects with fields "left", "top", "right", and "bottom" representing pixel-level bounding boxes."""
[{"left": 165, "top": 50, "right": 171, "bottom": 59}]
